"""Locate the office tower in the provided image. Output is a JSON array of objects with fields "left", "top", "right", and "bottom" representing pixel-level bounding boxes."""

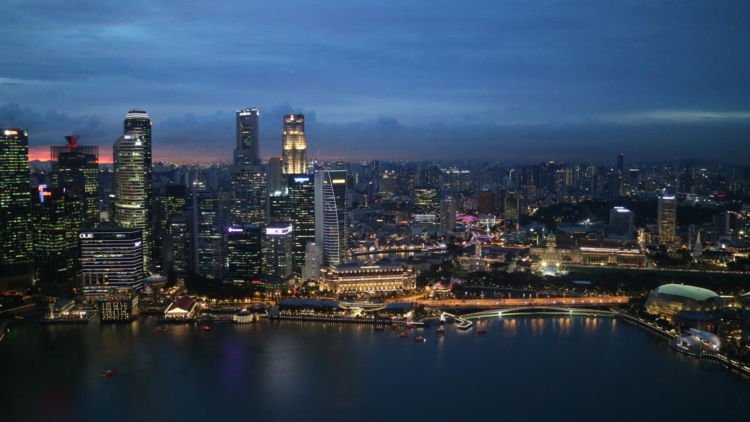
[
  {"left": 503, "top": 190, "right": 521, "bottom": 232},
  {"left": 231, "top": 108, "right": 267, "bottom": 226},
  {"left": 123, "top": 110, "right": 153, "bottom": 262},
  {"left": 269, "top": 188, "right": 290, "bottom": 223},
  {"left": 608, "top": 206, "right": 634, "bottom": 238},
  {"left": 32, "top": 185, "right": 80, "bottom": 290},
  {"left": 267, "top": 157, "right": 283, "bottom": 192},
  {"left": 0, "top": 128, "right": 32, "bottom": 290},
  {"left": 235, "top": 108, "right": 260, "bottom": 165},
  {"left": 414, "top": 187, "right": 439, "bottom": 217},
  {"left": 315, "top": 170, "right": 347, "bottom": 266},
  {"left": 155, "top": 184, "right": 188, "bottom": 269},
  {"left": 287, "top": 174, "right": 315, "bottom": 274},
  {"left": 224, "top": 224, "right": 262, "bottom": 284},
  {"left": 79, "top": 227, "right": 144, "bottom": 294},
  {"left": 264, "top": 223, "right": 293, "bottom": 282},
  {"left": 113, "top": 132, "right": 150, "bottom": 271},
  {"left": 617, "top": 153, "right": 625, "bottom": 175},
  {"left": 51, "top": 135, "right": 99, "bottom": 222},
  {"left": 192, "top": 187, "right": 222, "bottom": 279},
  {"left": 164, "top": 213, "right": 191, "bottom": 280},
  {"left": 302, "top": 242, "right": 323, "bottom": 280},
  {"left": 439, "top": 196, "right": 457, "bottom": 235},
  {"left": 658, "top": 195, "right": 677, "bottom": 244},
  {"left": 282, "top": 114, "right": 307, "bottom": 174}
]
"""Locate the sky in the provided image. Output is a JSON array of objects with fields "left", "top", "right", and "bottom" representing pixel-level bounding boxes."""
[{"left": 1, "top": 0, "right": 749, "bottom": 163}]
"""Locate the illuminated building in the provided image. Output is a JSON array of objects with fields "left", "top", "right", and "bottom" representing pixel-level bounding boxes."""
[
  {"left": 322, "top": 263, "right": 416, "bottom": 294},
  {"left": 645, "top": 284, "right": 722, "bottom": 329},
  {"left": 0, "top": 128, "right": 32, "bottom": 289},
  {"left": 503, "top": 190, "right": 521, "bottom": 231},
  {"left": 288, "top": 175, "right": 315, "bottom": 274},
  {"left": 79, "top": 228, "right": 144, "bottom": 295},
  {"left": 164, "top": 296, "right": 198, "bottom": 320},
  {"left": 302, "top": 242, "right": 323, "bottom": 280},
  {"left": 123, "top": 110, "right": 153, "bottom": 260},
  {"left": 113, "top": 131, "right": 150, "bottom": 271},
  {"left": 440, "top": 196, "right": 457, "bottom": 234},
  {"left": 155, "top": 184, "right": 188, "bottom": 270},
  {"left": 658, "top": 195, "right": 677, "bottom": 244},
  {"left": 231, "top": 108, "right": 267, "bottom": 226},
  {"left": 282, "top": 114, "right": 307, "bottom": 174},
  {"left": 315, "top": 170, "right": 347, "bottom": 266},
  {"left": 51, "top": 135, "right": 99, "bottom": 222},
  {"left": 98, "top": 295, "right": 139, "bottom": 322},
  {"left": 192, "top": 187, "right": 222, "bottom": 279},
  {"left": 164, "top": 213, "right": 191, "bottom": 279},
  {"left": 31, "top": 185, "right": 80, "bottom": 290},
  {"left": 224, "top": 224, "right": 262, "bottom": 284},
  {"left": 530, "top": 244, "right": 647, "bottom": 267},
  {"left": 235, "top": 108, "right": 260, "bottom": 165},
  {"left": 608, "top": 206, "right": 634, "bottom": 238},
  {"left": 413, "top": 187, "right": 438, "bottom": 221},
  {"left": 269, "top": 188, "right": 290, "bottom": 223},
  {"left": 264, "top": 223, "right": 293, "bottom": 282}
]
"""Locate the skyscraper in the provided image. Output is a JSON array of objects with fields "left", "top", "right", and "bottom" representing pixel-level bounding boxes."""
[
  {"left": 282, "top": 114, "right": 307, "bottom": 174},
  {"left": 32, "top": 185, "right": 80, "bottom": 291},
  {"left": 315, "top": 170, "right": 347, "bottom": 266},
  {"left": 231, "top": 108, "right": 266, "bottom": 226},
  {"left": 224, "top": 224, "right": 262, "bottom": 284},
  {"left": 192, "top": 185, "right": 222, "bottom": 279},
  {"left": 123, "top": 110, "right": 153, "bottom": 262},
  {"left": 608, "top": 206, "right": 634, "bottom": 238},
  {"left": 113, "top": 132, "right": 150, "bottom": 271},
  {"left": 658, "top": 195, "right": 677, "bottom": 244},
  {"left": 51, "top": 135, "right": 99, "bottom": 223},
  {"left": 0, "top": 128, "right": 32, "bottom": 289},
  {"left": 235, "top": 108, "right": 260, "bottom": 165},
  {"left": 287, "top": 175, "right": 315, "bottom": 274},
  {"left": 439, "top": 196, "right": 457, "bottom": 235},
  {"left": 264, "top": 223, "right": 293, "bottom": 282},
  {"left": 79, "top": 227, "right": 144, "bottom": 294}
]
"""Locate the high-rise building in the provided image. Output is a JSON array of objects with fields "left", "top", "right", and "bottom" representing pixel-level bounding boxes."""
[
  {"left": 51, "top": 135, "right": 99, "bottom": 223},
  {"left": 608, "top": 206, "right": 634, "bottom": 238},
  {"left": 315, "top": 169, "right": 347, "bottom": 266},
  {"left": 155, "top": 184, "right": 188, "bottom": 270},
  {"left": 224, "top": 224, "right": 262, "bottom": 284},
  {"left": 503, "top": 190, "right": 521, "bottom": 231},
  {"left": 32, "top": 185, "right": 80, "bottom": 290},
  {"left": 439, "top": 196, "right": 457, "bottom": 235},
  {"left": 269, "top": 188, "right": 290, "bottom": 223},
  {"left": 658, "top": 195, "right": 677, "bottom": 244},
  {"left": 301, "top": 242, "right": 323, "bottom": 280},
  {"left": 282, "top": 114, "right": 307, "bottom": 174},
  {"left": 231, "top": 108, "right": 266, "bottom": 226},
  {"left": 113, "top": 132, "right": 150, "bottom": 271},
  {"left": 267, "top": 157, "right": 283, "bottom": 192},
  {"left": 79, "top": 227, "right": 144, "bottom": 295},
  {"left": 192, "top": 187, "right": 222, "bottom": 279},
  {"left": 0, "top": 128, "right": 32, "bottom": 290},
  {"left": 264, "top": 223, "right": 293, "bottom": 282},
  {"left": 235, "top": 108, "right": 260, "bottom": 165},
  {"left": 123, "top": 110, "right": 153, "bottom": 264},
  {"left": 287, "top": 175, "right": 315, "bottom": 274},
  {"left": 414, "top": 187, "right": 439, "bottom": 218},
  {"left": 164, "top": 213, "right": 191, "bottom": 280}
]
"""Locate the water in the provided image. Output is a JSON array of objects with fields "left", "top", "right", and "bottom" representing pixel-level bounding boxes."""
[{"left": 1, "top": 317, "right": 748, "bottom": 421}]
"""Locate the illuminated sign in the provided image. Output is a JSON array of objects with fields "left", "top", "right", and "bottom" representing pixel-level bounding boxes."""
[
  {"left": 332, "top": 179, "right": 346, "bottom": 184},
  {"left": 227, "top": 227, "right": 244, "bottom": 233},
  {"left": 293, "top": 177, "right": 310, "bottom": 183},
  {"left": 80, "top": 233, "right": 94, "bottom": 239},
  {"left": 3, "top": 129, "right": 18, "bottom": 136},
  {"left": 266, "top": 225, "right": 293, "bottom": 235},
  {"left": 134, "top": 241, "right": 142, "bottom": 247}
]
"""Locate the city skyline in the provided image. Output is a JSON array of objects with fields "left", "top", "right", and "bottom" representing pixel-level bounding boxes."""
[{"left": 1, "top": 1, "right": 749, "bottom": 163}]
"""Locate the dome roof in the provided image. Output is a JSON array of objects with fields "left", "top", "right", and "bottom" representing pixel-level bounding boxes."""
[{"left": 655, "top": 284, "right": 719, "bottom": 302}]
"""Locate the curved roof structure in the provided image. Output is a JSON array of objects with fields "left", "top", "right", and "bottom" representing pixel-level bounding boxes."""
[{"left": 655, "top": 284, "right": 719, "bottom": 302}]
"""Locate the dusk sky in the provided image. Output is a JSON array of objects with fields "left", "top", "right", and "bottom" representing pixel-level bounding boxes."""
[{"left": 1, "top": 0, "right": 749, "bottom": 163}]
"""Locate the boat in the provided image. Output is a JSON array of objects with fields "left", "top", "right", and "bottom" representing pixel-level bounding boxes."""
[
  {"left": 456, "top": 320, "right": 473, "bottom": 330},
  {"left": 202, "top": 325, "right": 212, "bottom": 332},
  {"left": 398, "top": 332, "right": 410, "bottom": 339},
  {"left": 102, "top": 369, "right": 117, "bottom": 377},
  {"left": 414, "top": 336, "right": 427, "bottom": 343},
  {"left": 434, "top": 328, "right": 446, "bottom": 334}
]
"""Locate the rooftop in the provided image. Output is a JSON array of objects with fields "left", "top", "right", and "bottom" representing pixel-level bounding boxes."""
[{"left": 655, "top": 284, "right": 719, "bottom": 302}]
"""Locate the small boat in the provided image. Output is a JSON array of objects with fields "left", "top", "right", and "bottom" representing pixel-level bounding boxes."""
[
  {"left": 102, "top": 369, "right": 117, "bottom": 377},
  {"left": 398, "top": 332, "right": 410, "bottom": 339},
  {"left": 434, "top": 328, "right": 446, "bottom": 334},
  {"left": 202, "top": 325, "right": 212, "bottom": 332},
  {"left": 414, "top": 336, "right": 427, "bottom": 343}
]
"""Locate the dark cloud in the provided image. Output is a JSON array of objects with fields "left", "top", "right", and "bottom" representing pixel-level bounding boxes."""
[{"left": 0, "top": 1, "right": 749, "bottom": 161}]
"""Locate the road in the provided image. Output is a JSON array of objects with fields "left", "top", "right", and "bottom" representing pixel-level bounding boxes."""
[{"left": 414, "top": 296, "right": 631, "bottom": 308}]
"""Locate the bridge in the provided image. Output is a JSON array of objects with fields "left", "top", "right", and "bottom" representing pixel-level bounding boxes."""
[
  {"left": 418, "top": 296, "right": 630, "bottom": 309},
  {"left": 459, "top": 306, "right": 618, "bottom": 320}
]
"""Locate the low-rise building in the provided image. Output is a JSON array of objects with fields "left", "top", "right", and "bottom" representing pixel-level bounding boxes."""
[
  {"left": 164, "top": 296, "right": 198, "bottom": 320},
  {"left": 322, "top": 263, "right": 416, "bottom": 294}
]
